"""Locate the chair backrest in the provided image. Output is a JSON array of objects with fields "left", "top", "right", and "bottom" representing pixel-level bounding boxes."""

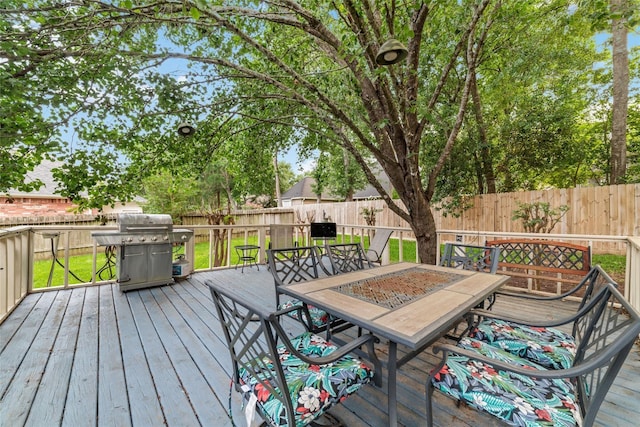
[
  {"left": 572, "top": 265, "right": 617, "bottom": 310},
  {"left": 365, "top": 229, "right": 393, "bottom": 264},
  {"left": 266, "top": 246, "right": 329, "bottom": 298},
  {"left": 206, "top": 279, "right": 379, "bottom": 427},
  {"left": 269, "top": 224, "right": 295, "bottom": 250},
  {"left": 569, "top": 283, "right": 640, "bottom": 425},
  {"left": 325, "top": 243, "right": 373, "bottom": 274},
  {"left": 205, "top": 280, "right": 309, "bottom": 426},
  {"left": 440, "top": 243, "right": 500, "bottom": 274}
]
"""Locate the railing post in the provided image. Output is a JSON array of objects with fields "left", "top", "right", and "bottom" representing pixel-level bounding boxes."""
[
  {"left": 63, "top": 231, "right": 70, "bottom": 288},
  {"left": 92, "top": 242, "right": 98, "bottom": 285},
  {"left": 208, "top": 229, "right": 214, "bottom": 270},
  {"left": 226, "top": 228, "right": 233, "bottom": 267},
  {"left": 626, "top": 237, "right": 640, "bottom": 312},
  {"left": 258, "top": 226, "right": 266, "bottom": 264},
  {"left": 186, "top": 237, "right": 195, "bottom": 275}
]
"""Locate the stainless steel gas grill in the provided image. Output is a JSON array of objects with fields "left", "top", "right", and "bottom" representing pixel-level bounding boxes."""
[{"left": 92, "top": 214, "right": 193, "bottom": 292}]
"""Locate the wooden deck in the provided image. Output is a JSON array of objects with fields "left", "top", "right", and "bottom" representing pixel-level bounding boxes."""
[{"left": 1, "top": 267, "right": 639, "bottom": 426}]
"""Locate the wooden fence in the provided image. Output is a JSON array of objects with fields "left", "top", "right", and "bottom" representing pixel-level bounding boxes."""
[
  {"left": 282, "top": 183, "right": 639, "bottom": 254},
  {"left": 13, "top": 183, "right": 640, "bottom": 256}
]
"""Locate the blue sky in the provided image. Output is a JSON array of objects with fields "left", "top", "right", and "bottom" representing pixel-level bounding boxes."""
[
  {"left": 60, "top": 30, "right": 640, "bottom": 175},
  {"left": 283, "top": 31, "right": 640, "bottom": 174},
  {"left": 595, "top": 31, "right": 639, "bottom": 49}
]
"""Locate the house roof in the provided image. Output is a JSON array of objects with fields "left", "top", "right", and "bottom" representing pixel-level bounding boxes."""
[
  {"left": 8, "top": 159, "right": 64, "bottom": 198},
  {"left": 6, "top": 160, "right": 145, "bottom": 204},
  {"left": 282, "top": 168, "right": 395, "bottom": 202},
  {"left": 281, "top": 177, "right": 339, "bottom": 201},
  {"left": 353, "top": 168, "right": 394, "bottom": 200}
]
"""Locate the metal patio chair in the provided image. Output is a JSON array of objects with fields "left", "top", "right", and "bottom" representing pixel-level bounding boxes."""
[
  {"left": 266, "top": 245, "right": 348, "bottom": 337},
  {"left": 364, "top": 228, "right": 393, "bottom": 265},
  {"left": 439, "top": 242, "right": 501, "bottom": 310},
  {"left": 268, "top": 224, "right": 296, "bottom": 250},
  {"left": 206, "top": 280, "right": 381, "bottom": 427},
  {"left": 439, "top": 242, "right": 501, "bottom": 274},
  {"left": 427, "top": 283, "right": 640, "bottom": 427},
  {"left": 325, "top": 242, "right": 373, "bottom": 274}
]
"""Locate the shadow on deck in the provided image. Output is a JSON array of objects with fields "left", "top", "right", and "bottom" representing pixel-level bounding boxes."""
[{"left": 1, "top": 267, "right": 639, "bottom": 426}]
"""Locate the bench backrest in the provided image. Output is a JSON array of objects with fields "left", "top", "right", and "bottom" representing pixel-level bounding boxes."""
[
  {"left": 486, "top": 239, "right": 591, "bottom": 288},
  {"left": 571, "top": 283, "right": 640, "bottom": 425},
  {"left": 486, "top": 239, "right": 591, "bottom": 274}
]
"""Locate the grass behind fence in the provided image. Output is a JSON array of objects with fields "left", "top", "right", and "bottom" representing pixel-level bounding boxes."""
[{"left": 32, "top": 237, "right": 623, "bottom": 289}]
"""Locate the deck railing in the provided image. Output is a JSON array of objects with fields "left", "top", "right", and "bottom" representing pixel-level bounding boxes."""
[
  {"left": 1, "top": 223, "right": 638, "bottom": 322},
  {"left": 0, "top": 227, "right": 31, "bottom": 322}
]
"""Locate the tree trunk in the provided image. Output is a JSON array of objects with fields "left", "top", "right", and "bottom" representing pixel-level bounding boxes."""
[
  {"left": 273, "top": 152, "right": 282, "bottom": 207},
  {"left": 470, "top": 72, "right": 496, "bottom": 194},
  {"left": 611, "top": 0, "right": 628, "bottom": 184},
  {"left": 473, "top": 152, "right": 485, "bottom": 195},
  {"left": 402, "top": 191, "right": 438, "bottom": 265},
  {"left": 343, "top": 148, "right": 354, "bottom": 202}
]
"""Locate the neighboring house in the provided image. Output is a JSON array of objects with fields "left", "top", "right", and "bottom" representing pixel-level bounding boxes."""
[
  {"left": 100, "top": 197, "right": 145, "bottom": 215},
  {"left": 280, "top": 176, "right": 340, "bottom": 207},
  {"left": 0, "top": 159, "right": 142, "bottom": 218},
  {"left": 353, "top": 167, "right": 394, "bottom": 200},
  {"left": 280, "top": 170, "right": 395, "bottom": 207}
]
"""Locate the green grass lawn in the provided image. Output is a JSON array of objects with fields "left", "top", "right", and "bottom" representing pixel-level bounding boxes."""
[{"left": 32, "top": 236, "right": 626, "bottom": 288}]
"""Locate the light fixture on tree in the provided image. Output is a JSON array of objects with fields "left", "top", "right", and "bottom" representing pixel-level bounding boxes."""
[
  {"left": 177, "top": 122, "right": 195, "bottom": 136},
  {"left": 375, "top": 39, "right": 408, "bottom": 66}
]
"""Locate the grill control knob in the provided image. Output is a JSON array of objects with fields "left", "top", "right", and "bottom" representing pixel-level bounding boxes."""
[
  {"left": 126, "top": 237, "right": 133, "bottom": 243},
  {"left": 181, "top": 235, "right": 187, "bottom": 241},
  {"left": 151, "top": 236, "right": 157, "bottom": 241},
  {"left": 163, "top": 235, "right": 169, "bottom": 241},
  {"left": 140, "top": 236, "right": 146, "bottom": 242}
]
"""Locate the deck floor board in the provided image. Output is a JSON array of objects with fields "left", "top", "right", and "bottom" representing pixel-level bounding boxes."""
[
  {"left": 112, "top": 282, "right": 165, "bottom": 427},
  {"left": 26, "top": 287, "right": 85, "bottom": 426},
  {"left": 1, "top": 267, "right": 638, "bottom": 427},
  {"left": 62, "top": 285, "right": 99, "bottom": 427}
]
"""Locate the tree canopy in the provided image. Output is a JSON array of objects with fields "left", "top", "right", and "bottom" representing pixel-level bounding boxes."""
[{"left": 1, "top": 1, "right": 638, "bottom": 263}]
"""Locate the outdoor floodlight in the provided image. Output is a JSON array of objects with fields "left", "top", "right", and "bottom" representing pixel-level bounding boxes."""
[
  {"left": 177, "top": 122, "right": 195, "bottom": 136},
  {"left": 375, "top": 39, "right": 408, "bottom": 66}
]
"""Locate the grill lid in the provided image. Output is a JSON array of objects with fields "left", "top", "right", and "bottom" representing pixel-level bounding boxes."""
[
  {"left": 92, "top": 213, "right": 189, "bottom": 246},
  {"left": 118, "top": 213, "right": 173, "bottom": 232}
]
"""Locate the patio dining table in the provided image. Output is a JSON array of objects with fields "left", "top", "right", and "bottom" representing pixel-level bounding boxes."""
[{"left": 278, "top": 262, "right": 509, "bottom": 426}]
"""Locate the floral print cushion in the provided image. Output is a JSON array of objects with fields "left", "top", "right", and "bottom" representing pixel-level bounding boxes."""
[
  {"left": 279, "top": 299, "right": 329, "bottom": 329},
  {"left": 431, "top": 337, "right": 582, "bottom": 427},
  {"left": 469, "top": 318, "right": 576, "bottom": 370},
  {"left": 239, "top": 332, "right": 373, "bottom": 427}
]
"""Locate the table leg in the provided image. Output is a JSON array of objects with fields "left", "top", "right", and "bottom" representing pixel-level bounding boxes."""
[{"left": 388, "top": 341, "right": 398, "bottom": 427}]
